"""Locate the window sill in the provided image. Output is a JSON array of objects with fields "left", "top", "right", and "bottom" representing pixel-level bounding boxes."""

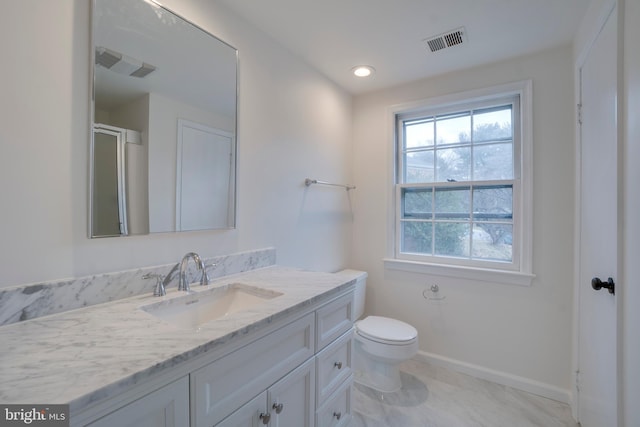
[{"left": 383, "top": 258, "right": 535, "bottom": 286}]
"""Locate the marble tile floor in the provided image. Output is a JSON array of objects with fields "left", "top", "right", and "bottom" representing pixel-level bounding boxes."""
[{"left": 351, "top": 358, "right": 579, "bottom": 427}]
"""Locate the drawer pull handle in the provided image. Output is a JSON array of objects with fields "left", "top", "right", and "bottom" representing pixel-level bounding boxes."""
[
  {"left": 333, "top": 411, "right": 342, "bottom": 420},
  {"left": 273, "top": 402, "right": 284, "bottom": 414},
  {"left": 334, "top": 361, "right": 343, "bottom": 369},
  {"left": 259, "top": 412, "right": 271, "bottom": 424}
]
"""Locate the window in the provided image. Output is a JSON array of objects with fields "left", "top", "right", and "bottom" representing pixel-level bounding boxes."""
[{"left": 389, "top": 82, "right": 534, "bottom": 285}]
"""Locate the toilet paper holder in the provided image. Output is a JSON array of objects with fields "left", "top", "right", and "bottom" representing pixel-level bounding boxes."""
[{"left": 423, "top": 284, "right": 446, "bottom": 301}]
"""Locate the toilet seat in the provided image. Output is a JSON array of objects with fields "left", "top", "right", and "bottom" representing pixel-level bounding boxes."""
[{"left": 356, "top": 316, "right": 417, "bottom": 345}]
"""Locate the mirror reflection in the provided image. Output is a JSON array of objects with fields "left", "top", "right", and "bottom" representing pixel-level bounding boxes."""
[{"left": 91, "top": 0, "right": 237, "bottom": 237}]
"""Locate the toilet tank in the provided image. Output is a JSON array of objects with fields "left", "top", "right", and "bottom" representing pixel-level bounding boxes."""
[{"left": 336, "top": 269, "right": 368, "bottom": 319}]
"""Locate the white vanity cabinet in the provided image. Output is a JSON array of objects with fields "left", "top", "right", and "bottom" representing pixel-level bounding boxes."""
[
  {"left": 77, "top": 287, "right": 355, "bottom": 427},
  {"left": 198, "top": 290, "right": 354, "bottom": 427},
  {"left": 86, "top": 376, "right": 189, "bottom": 427}
]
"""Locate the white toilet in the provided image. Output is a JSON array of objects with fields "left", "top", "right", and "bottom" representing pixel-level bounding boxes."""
[{"left": 337, "top": 270, "right": 418, "bottom": 393}]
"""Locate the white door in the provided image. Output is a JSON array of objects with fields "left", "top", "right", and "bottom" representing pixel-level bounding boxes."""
[{"left": 577, "top": 4, "right": 618, "bottom": 426}]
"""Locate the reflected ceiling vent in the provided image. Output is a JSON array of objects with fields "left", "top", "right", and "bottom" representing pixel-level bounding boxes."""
[
  {"left": 423, "top": 27, "right": 467, "bottom": 53},
  {"left": 95, "top": 47, "right": 156, "bottom": 78}
]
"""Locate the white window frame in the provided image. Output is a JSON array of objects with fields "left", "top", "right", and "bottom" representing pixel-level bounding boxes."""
[{"left": 384, "top": 81, "right": 535, "bottom": 286}]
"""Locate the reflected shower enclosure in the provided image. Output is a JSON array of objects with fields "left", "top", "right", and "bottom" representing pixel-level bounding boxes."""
[{"left": 92, "top": 124, "right": 144, "bottom": 237}]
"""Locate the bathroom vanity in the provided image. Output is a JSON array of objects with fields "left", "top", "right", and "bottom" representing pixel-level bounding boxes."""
[{"left": 0, "top": 266, "right": 355, "bottom": 427}]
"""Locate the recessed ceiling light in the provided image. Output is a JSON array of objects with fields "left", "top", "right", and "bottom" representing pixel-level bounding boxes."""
[{"left": 352, "top": 65, "right": 375, "bottom": 78}]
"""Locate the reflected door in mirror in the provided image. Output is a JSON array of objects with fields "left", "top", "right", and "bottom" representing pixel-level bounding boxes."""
[{"left": 176, "top": 120, "right": 233, "bottom": 231}]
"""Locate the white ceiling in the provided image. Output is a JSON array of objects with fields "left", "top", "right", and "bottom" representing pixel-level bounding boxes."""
[{"left": 217, "top": 0, "right": 592, "bottom": 94}]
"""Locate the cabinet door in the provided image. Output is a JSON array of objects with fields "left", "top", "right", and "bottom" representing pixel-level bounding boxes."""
[
  {"left": 216, "top": 392, "right": 268, "bottom": 427},
  {"left": 87, "top": 376, "right": 189, "bottom": 427},
  {"left": 267, "top": 358, "right": 315, "bottom": 427}
]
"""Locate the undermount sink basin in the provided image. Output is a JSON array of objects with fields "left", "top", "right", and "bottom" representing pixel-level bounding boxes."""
[{"left": 141, "top": 283, "right": 283, "bottom": 330}]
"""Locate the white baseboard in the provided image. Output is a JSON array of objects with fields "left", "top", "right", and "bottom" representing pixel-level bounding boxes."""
[{"left": 414, "top": 351, "right": 573, "bottom": 405}]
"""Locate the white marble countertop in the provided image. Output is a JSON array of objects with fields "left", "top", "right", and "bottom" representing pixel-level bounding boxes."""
[{"left": 0, "top": 266, "right": 355, "bottom": 413}]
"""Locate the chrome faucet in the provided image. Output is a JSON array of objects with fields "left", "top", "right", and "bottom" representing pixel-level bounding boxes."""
[{"left": 178, "top": 252, "right": 210, "bottom": 292}]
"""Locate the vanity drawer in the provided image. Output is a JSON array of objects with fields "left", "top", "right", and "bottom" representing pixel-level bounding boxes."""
[
  {"left": 316, "top": 292, "right": 354, "bottom": 350},
  {"left": 316, "top": 328, "right": 353, "bottom": 406},
  {"left": 191, "top": 312, "right": 315, "bottom": 427},
  {"left": 315, "top": 375, "right": 353, "bottom": 427}
]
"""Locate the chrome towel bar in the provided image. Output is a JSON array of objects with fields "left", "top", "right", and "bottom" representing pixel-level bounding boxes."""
[{"left": 304, "top": 178, "right": 356, "bottom": 191}]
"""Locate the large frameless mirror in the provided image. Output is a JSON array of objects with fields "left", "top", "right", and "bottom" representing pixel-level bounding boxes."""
[{"left": 90, "top": 0, "right": 237, "bottom": 237}]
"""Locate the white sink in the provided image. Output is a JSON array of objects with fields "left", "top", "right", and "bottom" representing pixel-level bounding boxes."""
[{"left": 141, "top": 283, "right": 283, "bottom": 330}]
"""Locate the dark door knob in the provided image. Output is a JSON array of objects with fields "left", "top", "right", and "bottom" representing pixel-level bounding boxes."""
[{"left": 591, "top": 277, "right": 615, "bottom": 294}]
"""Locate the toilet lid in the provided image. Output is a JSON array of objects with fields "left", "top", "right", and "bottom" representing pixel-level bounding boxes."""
[{"left": 356, "top": 316, "right": 417, "bottom": 343}]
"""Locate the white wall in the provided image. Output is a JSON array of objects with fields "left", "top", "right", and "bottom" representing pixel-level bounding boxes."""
[
  {"left": 352, "top": 46, "right": 576, "bottom": 396},
  {"left": 0, "top": 0, "right": 353, "bottom": 288}
]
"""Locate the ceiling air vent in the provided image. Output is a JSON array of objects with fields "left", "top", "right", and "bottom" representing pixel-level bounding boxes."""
[
  {"left": 95, "top": 46, "right": 157, "bottom": 78},
  {"left": 95, "top": 47, "right": 122, "bottom": 68},
  {"left": 424, "top": 27, "right": 467, "bottom": 53}
]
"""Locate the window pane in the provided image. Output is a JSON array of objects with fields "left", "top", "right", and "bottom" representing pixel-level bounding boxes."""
[
  {"left": 472, "top": 186, "right": 513, "bottom": 221},
  {"left": 405, "top": 119, "right": 434, "bottom": 148},
  {"left": 435, "top": 222, "right": 470, "bottom": 257},
  {"left": 471, "top": 223, "right": 512, "bottom": 261},
  {"left": 403, "top": 188, "right": 432, "bottom": 218},
  {"left": 405, "top": 150, "right": 434, "bottom": 183},
  {"left": 396, "top": 92, "right": 523, "bottom": 269},
  {"left": 474, "top": 143, "right": 513, "bottom": 180},
  {"left": 473, "top": 106, "right": 512, "bottom": 142},
  {"left": 434, "top": 187, "right": 470, "bottom": 219},
  {"left": 401, "top": 221, "right": 432, "bottom": 254},
  {"left": 435, "top": 113, "right": 470, "bottom": 145},
  {"left": 436, "top": 147, "right": 471, "bottom": 182}
]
